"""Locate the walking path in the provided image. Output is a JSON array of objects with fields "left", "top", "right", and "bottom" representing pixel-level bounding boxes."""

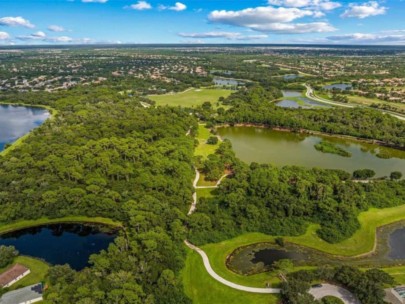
[{"left": 187, "top": 168, "right": 200, "bottom": 215}]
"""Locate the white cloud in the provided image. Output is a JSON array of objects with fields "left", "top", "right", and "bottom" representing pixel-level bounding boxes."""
[
  {"left": 178, "top": 31, "right": 268, "bottom": 40},
  {"left": 327, "top": 32, "right": 405, "bottom": 44},
  {"left": 208, "top": 6, "right": 336, "bottom": 33},
  {"left": 159, "top": 2, "right": 187, "bottom": 11},
  {"left": 48, "top": 25, "right": 65, "bottom": 32},
  {"left": 46, "top": 36, "right": 74, "bottom": 43},
  {"left": 82, "top": 0, "right": 108, "bottom": 3},
  {"left": 128, "top": 1, "right": 152, "bottom": 10},
  {"left": 17, "top": 31, "right": 47, "bottom": 40},
  {"left": 0, "top": 32, "right": 10, "bottom": 40},
  {"left": 268, "top": 0, "right": 341, "bottom": 10},
  {"left": 0, "top": 16, "right": 35, "bottom": 28},
  {"left": 341, "top": 1, "right": 386, "bottom": 19}
]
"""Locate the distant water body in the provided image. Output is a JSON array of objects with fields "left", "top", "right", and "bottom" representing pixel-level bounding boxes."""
[{"left": 0, "top": 105, "right": 49, "bottom": 151}]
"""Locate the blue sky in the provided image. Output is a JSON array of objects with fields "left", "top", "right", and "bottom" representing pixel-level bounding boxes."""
[{"left": 0, "top": 0, "right": 404, "bottom": 45}]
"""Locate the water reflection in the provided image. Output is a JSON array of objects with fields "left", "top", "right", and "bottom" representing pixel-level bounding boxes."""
[
  {"left": 0, "top": 105, "right": 49, "bottom": 151},
  {"left": 0, "top": 224, "right": 117, "bottom": 270}
]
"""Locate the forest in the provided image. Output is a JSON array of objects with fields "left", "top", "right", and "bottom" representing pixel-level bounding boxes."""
[{"left": 0, "top": 87, "right": 197, "bottom": 303}]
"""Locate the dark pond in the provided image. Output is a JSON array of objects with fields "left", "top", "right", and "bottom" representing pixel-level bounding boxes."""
[
  {"left": 0, "top": 224, "right": 117, "bottom": 270},
  {"left": 251, "top": 248, "right": 305, "bottom": 265},
  {"left": 0, "top": 105, "right": 49, "bottom": 151},
  {"left": 323, "top": 83, "right": 352, "bottom": 90},
  {"left": 277, "top": 91, "right": 331, "bottom": 109},
  {"left": 388, "top": 227, "right": 405, "bottom": 259}
]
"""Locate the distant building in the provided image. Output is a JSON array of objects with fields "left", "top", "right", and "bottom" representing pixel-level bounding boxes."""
[
  {"left": 0, "top": 283, "right": 43, "bottom": 304},
  {"left": 0, "top": 264, "right": 30, "bottom": 288}
]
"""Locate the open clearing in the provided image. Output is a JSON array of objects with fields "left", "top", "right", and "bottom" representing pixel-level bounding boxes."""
[{"left": 148, "top": 88, "right": 232, "bottom": 108}]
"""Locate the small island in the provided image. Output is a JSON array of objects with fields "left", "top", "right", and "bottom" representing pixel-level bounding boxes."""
[{"left": 314, "top": 140, "right": 352, "bottom": 157}]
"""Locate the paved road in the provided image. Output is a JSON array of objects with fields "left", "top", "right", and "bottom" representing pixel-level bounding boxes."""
[
  {"left": 309, "top": 284, "right": 361, "bottom": 304},
  {"left": 184, "top": 240, "right": 281, "bottom": 294},
  {"left": 305, "top": 84, "right": 405, "bottom": 121}
]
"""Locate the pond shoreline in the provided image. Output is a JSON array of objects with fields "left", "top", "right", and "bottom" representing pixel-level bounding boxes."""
[
  {"left": 0, "top": 216, "right": 122, "bottom": 236},
  {"left": 215, "top": 123, "right": 405, "bottom": 151},
  {"left": 226, "top": 220, "right": 405, "bottom": 276},
  {"left": 0, "top": 102, "right": 57, "bottom": 157}
]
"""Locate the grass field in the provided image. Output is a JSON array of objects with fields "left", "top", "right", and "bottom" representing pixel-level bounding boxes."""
[
  {"left": 348, "top": 95, "right": 405, "bottom": 111},
  {"left": 182, "top": 248, "right": 279, "bottom": 304},
  {"left": 148, "top": 88, "right": 232, "bottom": 108},
  {"left": 0, "top": 256, "right": 50, "bottom": 291},
  {"left": 0, "top": 216, "right": 122, "bottom": 235},
  {"left": 382, "top": 266, "right": 405, "bottom": 284},
  {"left": 194, "top": 124, "right": 221, "bottom": 159}
]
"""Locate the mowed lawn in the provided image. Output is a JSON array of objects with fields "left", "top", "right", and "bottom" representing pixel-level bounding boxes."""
[
  {"left": 148, "top": 88, "right": 232, "bottom": 108},
  {"left": 194, "top": 124, "right": 221, "bottom": 159},
  {"left": 181, "top": 248, "right": 279, "bottom": 304}
]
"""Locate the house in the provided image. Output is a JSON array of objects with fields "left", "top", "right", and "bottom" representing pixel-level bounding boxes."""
[
  {"left": 0, "top": 264, "right": 30, "bottom": 288},
  {"left": 0, "top": 283, "right": 43, "bottom": 304}
]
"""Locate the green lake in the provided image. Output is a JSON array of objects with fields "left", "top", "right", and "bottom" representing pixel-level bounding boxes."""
[{"left": 217, "top": 127, "right": 405, "bottom": 177}]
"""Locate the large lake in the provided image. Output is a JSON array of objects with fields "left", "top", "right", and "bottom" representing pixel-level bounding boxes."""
[
  {"left": 0, "top": 224, "right": 117, "bottom": 270},
  {"left": 217, "top": 127, "right": 405, "bottom": 177},
  {"left": 0, "top": 105, "right": 49, "bottom": 151}
]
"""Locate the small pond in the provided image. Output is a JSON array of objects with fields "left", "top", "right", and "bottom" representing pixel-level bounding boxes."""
[
  {"left": 0, "top": 224, "right": 117, "bottom": 270},
  {"left": 217, "top": 127, "right": 405, "bottom": 177},
  {"left": 277, "top": 91, "right": 330, "bottom": 109},
  {"left": 323, "top": 83, "right": 352, "bottom": 90},
  {"left": 0, "top": 105, "right": 49, "bottom": 151},
  {"left": 283, "top": 74, "right": 300, "bottom": 80},
  {"left": 388, "top": 227, "right": 405, "bottom": 259},
  {"left": 213, "top": 77, "right": 243, "bottom": 86}
]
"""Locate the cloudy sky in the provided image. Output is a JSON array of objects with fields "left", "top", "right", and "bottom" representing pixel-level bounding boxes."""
[{"left": 0, "top": 0, "right": 404, "bottom": 45}]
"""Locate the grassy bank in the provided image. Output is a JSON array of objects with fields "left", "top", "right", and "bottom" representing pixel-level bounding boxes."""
[
  {"left": 148, "top": 88, "right": 231, "bottom": 108},
  {"left": 191, "top": 204, "right": 405, "bottom": 289},
  {"left": 0, "top": 216, "right": 122, "bottom": 235}
]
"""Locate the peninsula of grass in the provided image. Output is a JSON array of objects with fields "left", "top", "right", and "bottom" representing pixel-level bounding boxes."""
[
  {"left": 148, "top": 88, "right": 232, "bottom": 108},
  {"left": 194, "top": 124, "right": 221, "bottom": 159},
  {"left": 0, "top": 216, "right": 122, "bottom": 235},
  {"left": 192, "top": 204, "right": 405, "bottom": 289},
  {"left": 314, "top": 140, "right": 352, "bottom": 157}
]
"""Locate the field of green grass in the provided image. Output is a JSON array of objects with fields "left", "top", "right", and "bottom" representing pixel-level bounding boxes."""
[
  {"left": 182, "top": 248, "right": 279, "bottom": 304},
  {"left": 194, "top": 124, "right": 221, "bottom": 159},
  {"left": 148, "top": 88, "right": 232, "bottom": 108}
]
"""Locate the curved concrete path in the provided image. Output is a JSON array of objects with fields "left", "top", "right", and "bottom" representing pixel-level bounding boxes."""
[
  {"left": 310, "top": 284, "right": 361, "bottom": 304},
  {"left": 184, "top": 240, "right": 280, "bottom": 294},
  {"left": 187, "top": 169, "right": 200, "bottom": 215}
]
